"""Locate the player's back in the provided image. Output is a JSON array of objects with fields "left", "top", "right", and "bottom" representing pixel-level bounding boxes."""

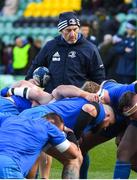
[
  {"left": 102, "top": 80, "right": 135, "bottom": 106},
  {"left": 0, "top": 96, "right": 19, "bottom": 115},
  {"left": 102, "top": 80, "right": 136, "bottom": 122},
  {"left": 0, "top": 115, "right": 57, "bottom": 176},
  {"left": 20, "top": 97, "right": 89, "bottom": 129}
]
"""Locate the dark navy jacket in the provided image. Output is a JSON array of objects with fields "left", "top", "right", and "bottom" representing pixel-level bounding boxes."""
[
  {"left": 26, "top": 34, "right": 105, "bottom": 92},
  {"left": 115, "top": 36, "right": 136, "bottom": 76}
]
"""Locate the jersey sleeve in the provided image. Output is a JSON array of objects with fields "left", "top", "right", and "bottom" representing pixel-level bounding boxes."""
[
  {"left": 47, "top": 122, "right": 70, "bottom": 153},
  {"left": 0, "top": 87, "right": 10, "bottom": 97}
]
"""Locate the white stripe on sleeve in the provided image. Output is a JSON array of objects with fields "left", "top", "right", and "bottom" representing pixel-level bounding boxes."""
[{"left": 55, "top": 139, "right": 70, "bottom": 153}]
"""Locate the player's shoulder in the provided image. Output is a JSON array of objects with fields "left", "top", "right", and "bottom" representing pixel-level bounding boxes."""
[{"left": 82, "top": 102, "right": 100, "bottom": 117}]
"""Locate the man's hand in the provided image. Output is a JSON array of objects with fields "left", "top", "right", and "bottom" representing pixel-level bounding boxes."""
[{"left": 84, "top": 92, "right": 99, "bottom": 102}]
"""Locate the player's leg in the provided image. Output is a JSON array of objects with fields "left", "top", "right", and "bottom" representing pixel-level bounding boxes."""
[
  {"left": 113, "top": 122, "right": 137, "bottom": 179},
  {"left": 80, "top": 121, "right": 127, "bottom": 179},
  {"left": 80, "top": 131, "right": 112, "bottom": 155},
  {"left": 46, "top": 146, "right": 83, "bottom": 179},
  {"left": 26, "top": 157, "right": 40, "bottom": 178},
  {"left": 131, "top": 152, "right": 137, "bottom": 172},
  {"left": 39, "top": 152, "right": 52, "bottom": 179},
  {"left": 80, "top": 153, "right": 90, "bottom": 179},
  {"left": 79, "top": 131, "right": 111, "bottom": 179}
]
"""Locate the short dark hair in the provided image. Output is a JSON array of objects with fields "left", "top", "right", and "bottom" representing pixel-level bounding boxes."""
[
  {"left": 43, "top": 112, "right": 64, "bottom": 127},
  {"left": 118, "top": 91, "right": 136, "bottom": 112},
  {"left": 81, "top": 21, "right": 90, "bottom": 27}
]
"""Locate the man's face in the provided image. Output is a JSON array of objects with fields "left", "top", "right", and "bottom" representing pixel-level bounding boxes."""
[
  {"left": 61, "top": 25, "right": 79, "bottom": 44},
  {"left": 80, "top": 26, "right": 90, "bottom": 38},
  {"left": 15, "top": 38, "right": 22, "bottom": 47}
]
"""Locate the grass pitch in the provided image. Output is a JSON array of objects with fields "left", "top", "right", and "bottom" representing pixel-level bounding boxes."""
[{"left": 50, "top": 139, "right": 137, "bottom": 179}]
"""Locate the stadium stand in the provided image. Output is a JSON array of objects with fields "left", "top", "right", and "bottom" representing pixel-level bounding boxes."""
[
  {"left": 0, "top": 0, "right": 82, "bottom": 45},
  {"left": 0, "top": 0, "right": 136, "bottom": 46}
]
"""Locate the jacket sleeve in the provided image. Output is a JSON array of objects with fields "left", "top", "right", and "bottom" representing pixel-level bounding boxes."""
[{"left": 88, "top": 45, "right": 106, "bottom": 84}]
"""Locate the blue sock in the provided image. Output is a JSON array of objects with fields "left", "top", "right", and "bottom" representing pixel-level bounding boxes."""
[
  {"left": 113, "top": 160, "right": 131, "bottom": 179},
  {"left": 80, "top": 153, "right": 90, "bottom": 179}
]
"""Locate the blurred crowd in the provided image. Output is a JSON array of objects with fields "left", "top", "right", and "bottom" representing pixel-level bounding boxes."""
[
  {"left": 0, "top": 0, "right": 137, "bottom": 85},
  {"left": 0, "top": 37, "right": 42, "bottom": 75}
]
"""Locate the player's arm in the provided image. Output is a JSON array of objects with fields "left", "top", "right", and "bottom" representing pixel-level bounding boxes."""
[
  {"left": 46, "top": 141, "right": 79, "bottom": 159},
  {"left": 7, "top": 86, "right": 53, "bottom": 105},
  {"left": 44, "top": 122, "right": 82, "bottom": 179},
  {"left": 44, "top": 121, "right": 80, "bottom": 159},
  {"left": 11, "top": 80, "right": 39, "bottom": 88},
  {"left": 52, "top": 85, "right": 99, "bottom": 102},
  {"left": 45, "top": 142, "right": 82, "bottom": 179},
  {"left": 74, "top": 102, "right": 100, "bottom": 139}
]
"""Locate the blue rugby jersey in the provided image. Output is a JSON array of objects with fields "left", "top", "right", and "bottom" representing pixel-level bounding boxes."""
[
  {"left": 11, "top": 95, "right": 32, "bottom": 112},
  {"left": 102, "top": 80, "right": 135, "bottom": 121},
  {"left": 0, "top": 96, "right": 19, "bottom": 115},
  {"left": 102, "top": 81, "right": 135, "bottom": 109},
  {"left": 20, "top": 97, "right": 88, "bottom": 129},
  {"left": 0, "top": 95, "right": 32, "bottom": 125},
  {"left": 20, "top": 97, "right": 106, "bottom": 130},
  {"left": 0, "top": 115, "right": 67, "bottom": 177}
]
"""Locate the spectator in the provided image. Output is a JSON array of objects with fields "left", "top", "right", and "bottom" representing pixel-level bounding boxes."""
[
  {"left": 12, "top": 37, "right": 31, "bottom": 75},
  {"left": 2, "top": 44, "right": 13, "bottom": 74},
  {"left": 98, "top": 34, "right": 121, "bottom": 80},
  {"left": 26, "top": 11, "right": 105, "bottom": 93},
  {"left": 0, "top": 40, "right": 5, "bottom": 73},
  {"left": 115, "top": 19, "right": 137, "bottom": 83},
  {"left": 80, "top": 21, "right": 98, "bottom": 45},
  {"left": 2, "top": 0, "right": 19, "bottom": 16},
  {"left": 0, "top": 1, "right": 4, "bottom": 11},
  {"left": 91, "top": 19, "right": 100, "bottom": 44},
  {"left": 95, "top": 8, "right": 120, "bottom": 43},
  {"left": 27, "top": 37, "right": 42, "bottom": 69}
]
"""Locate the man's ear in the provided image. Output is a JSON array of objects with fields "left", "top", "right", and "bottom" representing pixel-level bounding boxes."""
[
  {"left": 103, "top": 113, "right": 109, "bottom": 122},
  {"left": 102, "top": 114, "right": 110, "bottom": 128}
]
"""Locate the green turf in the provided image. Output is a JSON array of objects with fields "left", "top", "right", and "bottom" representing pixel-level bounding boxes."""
[{"left": 49, "top": 139, "right": 137, "bottom": 179}]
